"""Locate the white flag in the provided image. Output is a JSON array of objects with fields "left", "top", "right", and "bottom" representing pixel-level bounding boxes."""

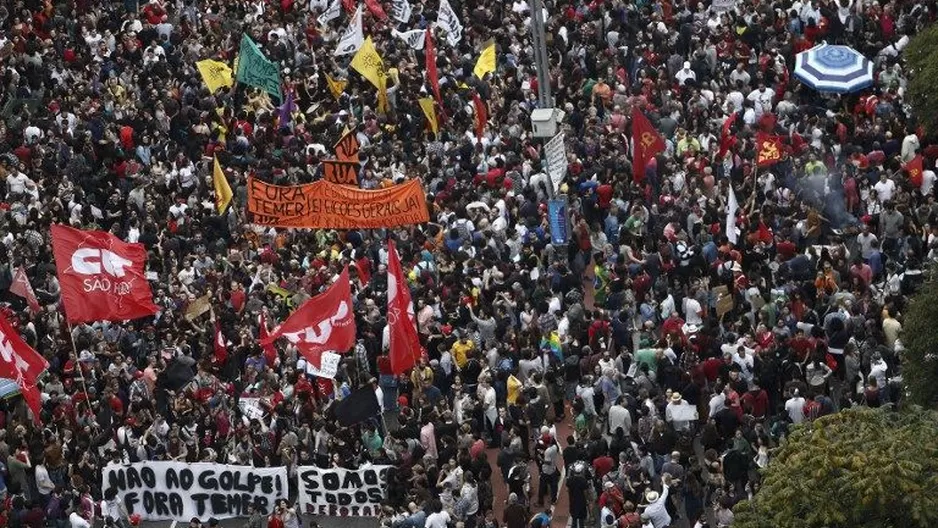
[
  {"left": 545, "top": 133, "right": 567, "bottom": 191},
  {"left": 392, "top": 28, "right": 425, "bottom": 50},
  {"left": 436, "top": 0, "right": 463, "bottom": 46},
  {"left": 391, "top": 0, "right": 413, "bottom": 22},
  {"left": 316, "top": 0, "right": 342, "bottom": 25},
  {"left": 726, "top": 184, "right": 739, "bottom": 245},
  {"left": 334, "top": 4, "right": 364, "bottom": 56}
]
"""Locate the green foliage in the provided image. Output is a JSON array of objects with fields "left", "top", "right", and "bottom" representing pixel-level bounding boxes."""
[
  {"left": 900, "top": 270, "right": 938, "bottom": 406},
  {"left": 907, "top": 25, "right": 938, "bottom": 135},
  {"left": 732, "top": 408, "right": 938, "bottom": 528}
]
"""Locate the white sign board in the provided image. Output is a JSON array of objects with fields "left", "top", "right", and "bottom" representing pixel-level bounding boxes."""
[
  {"left": 238, "top": 398, "right": 266, "bottom": 420},
  {"left": 297, "top": 465, "right": 391, "bottom": 517},
  {"left": 299, "top": 351, "right": 341, "bottom": 379},
  {"left": 711, "top": 0, "right": 737, "bottom": 12},
  {"left": 545, "top": 133, "right": 567, "bottom": 191},
  {"left": 102, "top": 462, "right": 288, "bottom": 521}
]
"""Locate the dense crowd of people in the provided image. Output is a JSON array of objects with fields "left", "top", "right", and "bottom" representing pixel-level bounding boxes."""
[{"left": 0, "top": 0, "right": 934, "bottom": 526}]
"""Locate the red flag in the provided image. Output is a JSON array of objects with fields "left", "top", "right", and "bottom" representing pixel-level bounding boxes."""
[
  {"left": 425, "top": 30, "right": 442, "bottom": 104},
  {"left": 631, "top": 107, "right": 665, "bottom": 183},
  {"left": 364, "top": 0, "right": 388, "bottom": 19},
  {"left": 263, "top": 266, "right": 356, "bottom": 368},
  {"left": 50, "top": 225, "right": 158, "bottom": 324},
  {"left": 472, "top": 93, "right": 487, "bottom": 140},
  {"left": 213, "top": 321, "right": 228, "bottom": 364},
  {"left": 9, "top": 267, "right": 40, "bottom": 313},
  {"left": 387, "top": 239, "right": 421, "bottom": 374},
  {"left": 717, "top": 112, "right": 737, "bottom": 159},
  {"left": 0, "top": 312, "right": 48, "bottom": 423},
  {"left": 905, "top": 154, "right": 924, "bottom": 188},
  {"left": 342, "top": 0, "right": 355, "bottom": 13},
  {"left": 259, "top": 311, "right": 278, "bottom": 366},
  {"left": 355, "top": 256, "right": 372, "bottom": 287},
  {"left": 755, "top": 132, "right": 784, "bottom": 167}
]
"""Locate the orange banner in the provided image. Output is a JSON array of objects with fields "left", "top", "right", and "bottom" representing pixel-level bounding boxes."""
[
  {"left": 248, "top": 178, "right": 430, "bottom": 229},
  {"left": 322, "top": 160, "right": 360, "bottom": 186}
]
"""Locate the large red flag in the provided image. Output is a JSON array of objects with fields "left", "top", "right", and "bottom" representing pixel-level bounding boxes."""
[
  {"left": 472, "top": 93, "right": 487, "bottom": 140},
  {"left": 905, "top": 154, "right": 924, "bottom": 188},
  {"left": 213, "top": 321, "right": 228, "bottom": 364},
  {"left": 263, "top": 266, "right": 356, "bottom": 368},
  {"left": 755, "top": 132, "right": 784, "bottom": 167},
  {"left": 364, "top": 0, "right": 388, "bottom": 20},
  {"left": 631, "top": 107, "right": 665, "bottom": 183},
  {"left": 387, "top": 239, "right": 421, "bottom": 374},
  {"left": 425, "top": 30, "right": 442, "bottom": 104},
  {"left": 0, "top": 312, "right": 48, "bottom": 423},
  {"left": 9, "top": 267, "right": 40, "bottom": 313},
  {"left": 50, "top": 225, "right": 158, "bottom": 324},
  {"left": 258, "top": 311, "right": 278, "bottom": 366}
]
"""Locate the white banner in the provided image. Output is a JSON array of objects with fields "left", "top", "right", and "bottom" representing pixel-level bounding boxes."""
[
  {"left": 711, "top": 0, "right": 737, "bottom": 12},
  {"left": 102, "top": 462, "right": 288, "bottom": 521},
  {"left": 299, "top": 351, "right": 341, "bottom": 379},
  {"left": 436, "top": 0, "right": 463, "bottom": 46},
  {"left": 392, "top": 28, "right": 426, "bottom": 50},
  {"left": 391, "top": 0, "right": 413, "bottom": 22},
  {"left": 238, "top": 397, "right": 266, "bottom": 420},
  {"left": 545, "top": 133, "right": 567, "bottom": 191},
  {"left": 297, "top": 465, "right": 391, "bottom": 517},
  {"left": 334, "top": 5, "right": 364, "bottom": 56},
  {"left": 317, "top": 0, "right": 342, "bottom": 25}
]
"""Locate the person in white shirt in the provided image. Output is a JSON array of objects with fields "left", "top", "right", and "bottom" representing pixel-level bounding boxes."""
[
  {"left": 874, "top": 173, "right": 896, "bottom": 203},
  {"left": 785, "top": 389, "right": 806, "bottom": 424},
  {"left": 69, "top": 512, "right": 92, "bottom": 528},
  {"left": 747, "top": 83, "right": 775, "bottom": 117},
  {"left": 35, "top": 461, "right": 55, "bottom": 496},
  {"left": 675, "top": 62, "right": 696, "bottom": 85},
  {"left": 608, "top": 396, "right": 632, "bottom": 437},
  {"left": 641, "top": 475, "right": 677, "bottom": 528},
  {"left": 425, "top": 509, "right": 451, "bottom": 528},
  {"left": 921, "top": 168, "right": 937, "bottom": 196}
]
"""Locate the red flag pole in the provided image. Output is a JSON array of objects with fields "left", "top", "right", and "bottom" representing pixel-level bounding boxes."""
[{"left": 64, "top": 320, "right": 95, "bottom": 424}]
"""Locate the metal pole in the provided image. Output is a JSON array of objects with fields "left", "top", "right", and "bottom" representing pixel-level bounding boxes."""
[{"left": 530, "top": 0, "right": 553, "bottom": 108}]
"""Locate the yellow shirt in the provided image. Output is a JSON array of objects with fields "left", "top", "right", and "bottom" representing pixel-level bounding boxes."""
[
  {"left": 507, "top": 375, "right": 522, "bottom": 405},
  {"left": 451, "top": 340, "right": 474, "bottom": 369}
]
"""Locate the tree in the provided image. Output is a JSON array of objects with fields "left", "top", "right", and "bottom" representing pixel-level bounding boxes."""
[
  {"left": 900, "top": 269, "right": 938, "bottom": 406},
  {"left": 732, "top": 407, "right": 938, "bottom": 528},
  {"left": 907, "top": 24, "right": 938, "bottom": 135}
]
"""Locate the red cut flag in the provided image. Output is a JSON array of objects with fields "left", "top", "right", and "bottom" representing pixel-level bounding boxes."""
[
  {"left": 9, "top": 267, "right": 40, "bottom": 313},
  {"left": 258, "top": 311, "right": 278, "bottom": 366},
  {"left": 213, "top": 321, "right": 228, "bottom": 364},
  {"left": 631, "top": 107, "right": 665, "bottom": 183},
  {"left": 0, "top": 312, "right": 48, "bottom": 423},
  {"left": 387, "top": 239, "right": 421, "bottom": 374},
  {"left": 50, "top": 225, "right": 158, "bottom": 324},
  {"left": 355, "top": 256, "right": 372, "bottom": 287},
  {"left": 905, "top": 154, "right": 924, "bottom": 188},
  {"left": 262, "top": 266, "right": 356, "bottom": 368},
  {"left": 342, "top": 0, "right": 355, "bottom": 13},
  {"left": 472, "top": 93, "right": 487, "bottom": 140},
  {"left": 717, "top": 112, "right": 738, "bottom": 159},
  {"left": 755, "top": 132, "right": 784, "bottom": 167},
  {"left": 425, "top": 30, "right": 442, "bottom": 104},
  {"left": 364, "top": 0, "right": 388, "bottom": 19}
]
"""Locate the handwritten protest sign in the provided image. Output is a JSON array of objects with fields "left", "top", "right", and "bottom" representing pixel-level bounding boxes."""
[
  {"left": 297, "top": 465, "right": 390, "bottom": 517},
  {"left": 103, "top": 462, "right": 287, "bottom": 521}
]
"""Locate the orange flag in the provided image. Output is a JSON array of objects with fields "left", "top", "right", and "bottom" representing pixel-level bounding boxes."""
[
  {"left": 905, "top": 154, "right": 924, "bottom": 188},
  {"left": 755, "top": 132, "right": 784, "bottom": 167}
]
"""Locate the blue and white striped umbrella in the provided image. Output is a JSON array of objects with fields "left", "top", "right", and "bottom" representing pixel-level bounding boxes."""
[{"left": 794, "top": 43, "right": 874, "bottom": 94}]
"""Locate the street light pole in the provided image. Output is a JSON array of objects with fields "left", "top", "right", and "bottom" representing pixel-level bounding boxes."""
[{"left": 529, "top": 0, "right": 553, "bottom": 108}]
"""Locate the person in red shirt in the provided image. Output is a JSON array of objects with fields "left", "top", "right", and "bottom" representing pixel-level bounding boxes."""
[
  {"left": 592, "top": 450, "right": 614, "bottom": 478},
  {"left": 741, "top": 384, "right": 769, "bottom": 419},
  {"left": 229, "top": 281, "right": 246, "bottom": 313},
  {"left": 596, "top": 177, "right": 614, "bottom": 210}
]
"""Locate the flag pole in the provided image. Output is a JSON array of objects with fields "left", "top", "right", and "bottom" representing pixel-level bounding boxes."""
[{"left": 65, "top": 320, "right": 96, "bottom": 420}]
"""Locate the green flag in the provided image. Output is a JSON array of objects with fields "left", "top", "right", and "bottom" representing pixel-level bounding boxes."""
[{"left": 236, "top": 34, "right": 282, "bottom": 101}]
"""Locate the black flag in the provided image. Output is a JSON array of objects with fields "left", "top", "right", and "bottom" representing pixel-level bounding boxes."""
[{"left": 335, "top": 386, "right": 381, "bottom": 427}]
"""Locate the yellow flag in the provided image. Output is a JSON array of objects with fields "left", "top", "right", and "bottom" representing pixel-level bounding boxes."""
[
  {"left": 326, "top": 74, "right": 348, "bottom": 101},
  {"left": 473, "top": 41, "right": 496, "bottom": 80},
  {"left": 197, "top": 59, "right": 234, "bottom": 94},
  {"left": 418, "top": 97, "right": 438, "bottom": 135},
  {"left": 350, "top": 37, "right": 389, "bottom": 113},
  {"left": 213, "top": 156, "right": 233, "bottom": 214}
]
